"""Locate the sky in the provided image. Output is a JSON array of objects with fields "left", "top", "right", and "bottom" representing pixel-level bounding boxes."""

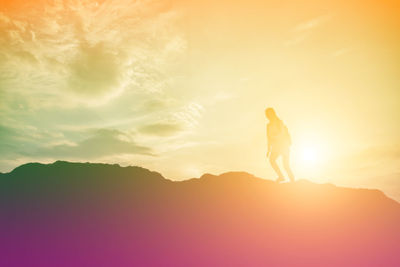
[{"left": 0, "top": 0, "right": 399, "bottom": 200}]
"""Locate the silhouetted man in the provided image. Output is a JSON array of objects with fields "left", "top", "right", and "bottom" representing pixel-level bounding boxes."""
[{"left": 265, "top": 108, "right": 295, "bottom": 182}]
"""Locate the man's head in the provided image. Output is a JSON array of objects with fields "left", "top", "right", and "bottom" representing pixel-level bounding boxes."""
[{"left": 265, "top": 107, "right": 277, "bottom": 121}]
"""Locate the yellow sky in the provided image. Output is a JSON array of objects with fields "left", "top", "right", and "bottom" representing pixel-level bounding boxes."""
[{"left": 0, "top": 0, "right": 399, "bottom": 200}]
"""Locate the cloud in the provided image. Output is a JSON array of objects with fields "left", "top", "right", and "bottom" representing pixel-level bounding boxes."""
[
  {"left": 68, "top": 42, "right": 125, "bottom": 96},
  {"left": 0, "top": 0, "right": 186, "bottom": 108},
  {"left": 332, "top": 47, "right": 353, "bottom": 57},
  {"left": 293, "top": 15, "right": 333, "bottom": 32},
  {"left": 355, "top": 146, "right": 400, "bottom": 161},
  {"left": 139, "top": 98, "right": 172, "bottom": 113},
  {"left": 172, "top": 102, "right": 204, "bottom": 128},
  {"left": 0, "top": 0, "right": 194, "bottom": 171},
  {"left": 0, "top": 124, "right": 20, "bottom": 155},
  {"left": 38, "top": 128, "right": 153, "bottom": 159},
  {"left": 139, "top": 122, "right": 183, "bottom": 137},
  {"left": 0, "top": 124, "right": 54, "bottom": 157},
  {"left": 284, "top": 14, "right": 333, "bottom": 46}
]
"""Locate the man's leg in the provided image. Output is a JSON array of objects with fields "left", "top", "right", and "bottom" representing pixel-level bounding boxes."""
[
  {"left": 269, "top": 152, "right": 284, "bottom": 180},
  {"left": 282, "top": 151, "right": 295, "bottom": 182}
]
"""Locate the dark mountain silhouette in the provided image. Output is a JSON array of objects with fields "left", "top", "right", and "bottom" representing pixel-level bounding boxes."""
[{"left": 1, "top": 161, "right": 399, "bottom": 267}]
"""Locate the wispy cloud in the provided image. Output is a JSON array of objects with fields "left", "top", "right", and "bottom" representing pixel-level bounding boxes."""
[
  {"left": 37, "top": 128, "right": 154, "bottom": 158},
  {"left": 173, "top": 102, "right": 204, "bottom": 128},
  {"left": 139, "top": 122, "right": 183, "bottom": 137},
  {"left": 293, "top": 15, "right": 333, "bottom": 32},
  {"left": 0, "top": 0, "right": 186, "bottom": 107},
  {"left": 0, "top": 0, "right": 191, "bottom": 170},
  {"left": 284, "top": 14, "right": 333, "bottom": 46},
  {"left": 354, "top": 145, "right": 400, "bottom": 161},
  {"left": 332, "top": 47, "right": 353, "bottom": 57}
]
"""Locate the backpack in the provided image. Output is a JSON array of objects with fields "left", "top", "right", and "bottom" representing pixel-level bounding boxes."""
[
  {"left": 268, "top": 120, "right": 292, "bottom": 146},
  {"left": 281, "top": 123, "right": 292, "bottom": 146},
  {"left": 276, "top": 120, "right": 291, "bottom": 146}
]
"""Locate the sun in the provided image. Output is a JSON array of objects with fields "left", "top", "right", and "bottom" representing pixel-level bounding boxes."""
[
  {"left": 300, "top": 147, "right": 319, "bottom": 165},
  {"left": 293, "top": 134, "right": 330, "bottom": 174},
  {"left": 293, "top": 142, "right": 331, "bottom": 180}
]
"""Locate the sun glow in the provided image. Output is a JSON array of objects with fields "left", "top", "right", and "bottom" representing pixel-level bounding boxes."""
[
  {"left": 293, "top": 134, "right": 331, "bottom": 178},
  {"left": 301, "top": 147, "right": 319, "bottom": 165}
]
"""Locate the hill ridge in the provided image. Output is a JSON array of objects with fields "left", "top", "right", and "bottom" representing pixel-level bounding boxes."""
[
  {"left": 1, "top": 160, "right": 400, "bottom": 267},
  {"left": 2, "top": 160, "right": 398, "bottom": 205}
]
